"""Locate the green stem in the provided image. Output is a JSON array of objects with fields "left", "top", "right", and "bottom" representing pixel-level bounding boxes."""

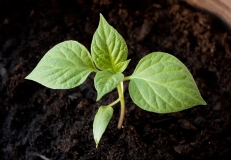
[
  {"left": 123, "top": 76, "right": 130, "bottom": 81},
  {"left": 117, "top": 82, "right": 125, "bottom": 129},
  {"left": 108, "top": 98, "right": 120, "bottom": 107}
]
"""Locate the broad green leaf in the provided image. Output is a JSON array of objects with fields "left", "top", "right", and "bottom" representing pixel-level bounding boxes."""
[
  {"left": 129, "top": 52, "right": 206, "bottom": 113},
  {"left": 25, "top": 40, "right": 97, "bottom": 89},
  {"left": 91, "top": 14, "right": 129, "bottom": 73},
  {"left": 93, "top": 106, "right": 113, "bottom": 148},
  {"left": 94, "top": 71, "right": 124, "bottom": 101}
]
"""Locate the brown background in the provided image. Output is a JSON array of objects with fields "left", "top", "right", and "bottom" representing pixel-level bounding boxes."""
[{"left": 1, "top": 0, "right": 231, "bottom": 159}]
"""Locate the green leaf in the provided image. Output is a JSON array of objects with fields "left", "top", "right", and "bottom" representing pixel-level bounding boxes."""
[
  {"left": 93, "top": 106, "right": 113, "bottom": 148},
  {"left": 114, "top": 59, "right": 131, "bottom": 73},
  {"left": 94, "top": 71, "right": 124, "bottom": 101},
  {"left": 25, "top": 40, "right": 97, "bottom": 89},
  {"left": 91, "top": 14, "right": 129, "bottom": 73},
  {"left": 129, "top": 52, "right": 206, "bottom": 113}
]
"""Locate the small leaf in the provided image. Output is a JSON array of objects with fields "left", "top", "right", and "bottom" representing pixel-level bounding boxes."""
[
  {"left": 129, "top": 52, "right": 206, "bottom": 113},
  {"left": 114, "top": 59, "right": 131, "bottom": 73},
  {"left": 91, "top": 14, "right": 128, "bottom": 73},
  {"left": 93, "top": 106, "right": 113, "bottom": 148},
  {"left": 26, "top": 40, "right": 97, "bottom": 89},
  {"left": 94, "top": 71, "right": 124, "bottom": 101}
]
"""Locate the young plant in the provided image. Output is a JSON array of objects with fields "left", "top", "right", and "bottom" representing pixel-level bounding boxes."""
[{"left": 26, "top": 14, "right": 206, "bottom": 147}]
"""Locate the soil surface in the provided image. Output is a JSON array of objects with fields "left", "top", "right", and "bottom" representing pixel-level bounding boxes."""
[{"left": 1, "top": 0, "right": 231, "bottom": 159}]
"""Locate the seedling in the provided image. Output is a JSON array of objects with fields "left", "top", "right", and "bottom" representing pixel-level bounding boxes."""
[{"left": 26, "top": 14, "right": 206, "bottom": 147}]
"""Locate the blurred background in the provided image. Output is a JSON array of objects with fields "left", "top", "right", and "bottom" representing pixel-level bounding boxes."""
[{"left": 1, "top": 0, "right": 231, "bottom": 160}]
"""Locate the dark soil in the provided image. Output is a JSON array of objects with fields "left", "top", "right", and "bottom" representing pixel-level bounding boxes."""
[{"left": 1, "top": 0, "right": 231, "bottom": 159}]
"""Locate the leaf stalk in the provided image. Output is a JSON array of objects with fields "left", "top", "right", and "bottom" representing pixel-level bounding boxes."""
[
  {"left": 123, "top": 76, "right": 130, "bottom": 81},
  {"left": 108, "top": 98, "right": 120, "bottom": 107}
]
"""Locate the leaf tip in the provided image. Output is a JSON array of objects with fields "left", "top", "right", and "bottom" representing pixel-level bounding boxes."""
[
  {"left": 96, "top": 92, "right": 103, "bottom": 101},
  {"left": 99, "top": 13, "right": 104, "bottom": 19},
  {"left": 95, "top": 141, "right": 99, "bottom": 148},
  {"left": 201, "top": 99, "right": 207, "bottom": 105},
  {"left": 96, "top": 96, "right": 101, "bottom": 102},
  {"left": 24, "top": 74, "right": 31, "bottom": 80},
  {"left": 99, "top": 13, "right": 108, "bottom": 26},
  {"left": 198, "top": 95, "right": 207, "bottom": 106}
]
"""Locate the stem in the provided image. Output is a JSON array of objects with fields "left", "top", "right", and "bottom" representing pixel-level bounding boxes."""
[
  {"left": 108, "top": 98, "right": 120, "bottom": 107},
  {"left": 117, "top": 82, "right": 125, "bottom": 129},
  {"left": 123, "top": 76, "right": 130, "bottom": 81}
]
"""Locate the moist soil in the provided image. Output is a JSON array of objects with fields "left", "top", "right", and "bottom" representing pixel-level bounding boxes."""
[{"left": 1, "top": 0, "right": 231, "bottom": 159}]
